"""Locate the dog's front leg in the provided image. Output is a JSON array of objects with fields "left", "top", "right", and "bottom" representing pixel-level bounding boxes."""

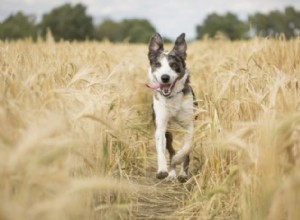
[{"left": 154, "top": 112, "right": 169, "bottom": 179}]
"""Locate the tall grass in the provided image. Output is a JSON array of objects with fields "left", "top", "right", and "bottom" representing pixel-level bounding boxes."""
[
  {"left": 185, "top": 37, "right": 300, "bottom": 219},
  {"left": 0, "top": 36, "right": 300, "bottom": 219}
]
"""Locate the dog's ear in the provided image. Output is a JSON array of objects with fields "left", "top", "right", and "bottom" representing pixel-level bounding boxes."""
[
  {"left": 170, "top": 33, "right": 187, "bottom": 60},
  {"left": 148, "top": 33, "right": 164, "bottom": 53}
]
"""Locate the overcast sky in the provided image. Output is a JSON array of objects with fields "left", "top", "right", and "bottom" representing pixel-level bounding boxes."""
[{"left": 1, "top": 0, "right": 300, "bottom": 39}]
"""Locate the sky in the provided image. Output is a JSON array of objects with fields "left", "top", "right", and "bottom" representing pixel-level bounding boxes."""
[{"left": 0, "top": 0, "right": 300, "bottom": 40}]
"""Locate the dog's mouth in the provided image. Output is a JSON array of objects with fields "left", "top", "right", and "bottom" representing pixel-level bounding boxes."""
[
  {"left": 146, "top": 80, "right": 177, "bottom": 97},
  {"left": 160, "top": 84, "right": 172, "bottom": 96}
]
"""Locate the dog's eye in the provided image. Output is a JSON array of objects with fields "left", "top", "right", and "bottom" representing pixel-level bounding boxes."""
[
  {"left": 154, "top": 62, "right": 161, "bottom": 68},
  {"left": 171, "top": 63, "right": 179, "bottom": 71}
]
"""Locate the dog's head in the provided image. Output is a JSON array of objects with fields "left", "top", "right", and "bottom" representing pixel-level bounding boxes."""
[{"left": 147, "top": 33, "right": 187, "bottom": 97}]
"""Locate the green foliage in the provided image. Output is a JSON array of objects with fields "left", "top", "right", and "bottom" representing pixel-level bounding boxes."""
[
  {"left": 196, "top": 12, "right": 247, "bottom": 40},
  {"left": 249, "top": 6, "right": 300, "bottom": 39},
  {"left": 0, "top": 12, "right": 37, "bottom": 40},
  {"left": 95, "top": 19, "right": 122, "bottom": 42},
  {"left": 39, "top": 3, "right": 94, "bottom": 41},
  {"left": 95, "top": 19, "right": 156, "bottom": 43},
  {"left": 0, "top": 4, "right": 299, "bottom": 42}
]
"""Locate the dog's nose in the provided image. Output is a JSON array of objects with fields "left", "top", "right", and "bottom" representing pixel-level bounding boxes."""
[{"left": 161, "top": 74, "right": 170, "bottom": 83}]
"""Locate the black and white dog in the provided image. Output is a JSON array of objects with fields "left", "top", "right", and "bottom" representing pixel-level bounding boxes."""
[{"left": 146, "top": 33, "right": 197, "bottom": 182}]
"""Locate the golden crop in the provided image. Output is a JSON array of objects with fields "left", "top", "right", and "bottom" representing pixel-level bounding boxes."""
[{"left": 1, "top": 36, "right": 300, "bottom": 219}]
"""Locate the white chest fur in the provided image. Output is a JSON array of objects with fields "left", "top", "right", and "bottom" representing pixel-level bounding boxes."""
[{"left": 153, "top": 92, "right": 194, "bottom": 129}]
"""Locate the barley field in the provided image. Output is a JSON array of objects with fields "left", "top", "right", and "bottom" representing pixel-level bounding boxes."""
[{"left": 0, "top": 35, "right": 300, "bottom": 220}]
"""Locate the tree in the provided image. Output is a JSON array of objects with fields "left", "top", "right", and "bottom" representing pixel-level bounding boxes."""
[
  {"left": 196, "top": 12, "right": 247, "bottom": 40},
  {"left": 120, "top": 19, "right": 156, "bottom": 43},
  {"left": 283, "top": 6, "right": 300, "bottom": 38},
  {"left": 94, "top": 19, "right": 122, "bottom": 42},
  {"left": 95, "top": 19, "right": 156, "bottom": 43},
  {"left": 249, "top": 6, "right": 300, "bottom": 39},
  {"left": 0, "top": 12, "right": 37, "bottom": 40},
  {"left": 39, "top": 3, "right": 94, "bottom": 41}
]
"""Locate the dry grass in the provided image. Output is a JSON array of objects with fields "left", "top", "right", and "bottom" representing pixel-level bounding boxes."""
[{"left": 1, "top": 36, "right": 300, "bottom": 219}]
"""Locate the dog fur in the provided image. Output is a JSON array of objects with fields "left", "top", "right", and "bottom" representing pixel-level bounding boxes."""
[{"left": 147, "top": 33, "right": 197, "bottom": 182}]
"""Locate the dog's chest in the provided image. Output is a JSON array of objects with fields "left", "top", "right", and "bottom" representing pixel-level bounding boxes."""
[{"left": 154, "top": 93, "right": 194, "bottom": 128}]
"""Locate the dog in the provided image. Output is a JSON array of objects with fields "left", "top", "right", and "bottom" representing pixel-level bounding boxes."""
[{"left": 146, "top": 33, "right": 197, "bottom": 182}]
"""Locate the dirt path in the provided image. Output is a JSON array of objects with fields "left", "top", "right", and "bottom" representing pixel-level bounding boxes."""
[{"left": 131, "top": 154, "right": 190, "bottom": 219}]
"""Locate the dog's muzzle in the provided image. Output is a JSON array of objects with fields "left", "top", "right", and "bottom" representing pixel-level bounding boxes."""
[{"left": 146, "top": 78, "right": 179, "bottom": 97}]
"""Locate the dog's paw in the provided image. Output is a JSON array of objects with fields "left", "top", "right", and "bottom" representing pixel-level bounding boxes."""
[
  {"left": 156, "top": 171, "right": 168, "bottom": 179},
  {"left": 177, "top": 174, "right": 188, "bottom": 183},
  {"left": 166, "top": 170, "right": 177, "bottom": 182}
]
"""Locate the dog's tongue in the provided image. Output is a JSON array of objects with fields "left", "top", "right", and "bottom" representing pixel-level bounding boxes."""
[
  {"left": 145, "top": 82, "right": 172, "bottom": 96},
  {"left": 145, "top": 82, "right": 161, "bottom": 90}
]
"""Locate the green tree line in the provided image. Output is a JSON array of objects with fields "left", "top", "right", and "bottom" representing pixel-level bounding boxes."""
[
  {"left": 0, "top": 3, "right": 299, "bottom": 42},
  {"left": 196, "top": 6, "right": 300, "bottom": 40},
  {"left": 0, "top": 3, "right": 155, "bottom": 43}
]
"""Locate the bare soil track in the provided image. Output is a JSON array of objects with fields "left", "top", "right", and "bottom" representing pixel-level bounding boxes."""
[{"left": 131, "top": 154, "right": 191, "bottom": 219}]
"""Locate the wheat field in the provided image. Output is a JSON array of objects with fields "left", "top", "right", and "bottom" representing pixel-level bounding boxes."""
[{"left": 0, "top": 35, "right": 300, "bottom": 220}]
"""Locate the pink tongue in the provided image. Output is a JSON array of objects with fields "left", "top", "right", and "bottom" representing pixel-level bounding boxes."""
[{"left": 145, "top": 82, "right": 161, "bottom": 90}]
